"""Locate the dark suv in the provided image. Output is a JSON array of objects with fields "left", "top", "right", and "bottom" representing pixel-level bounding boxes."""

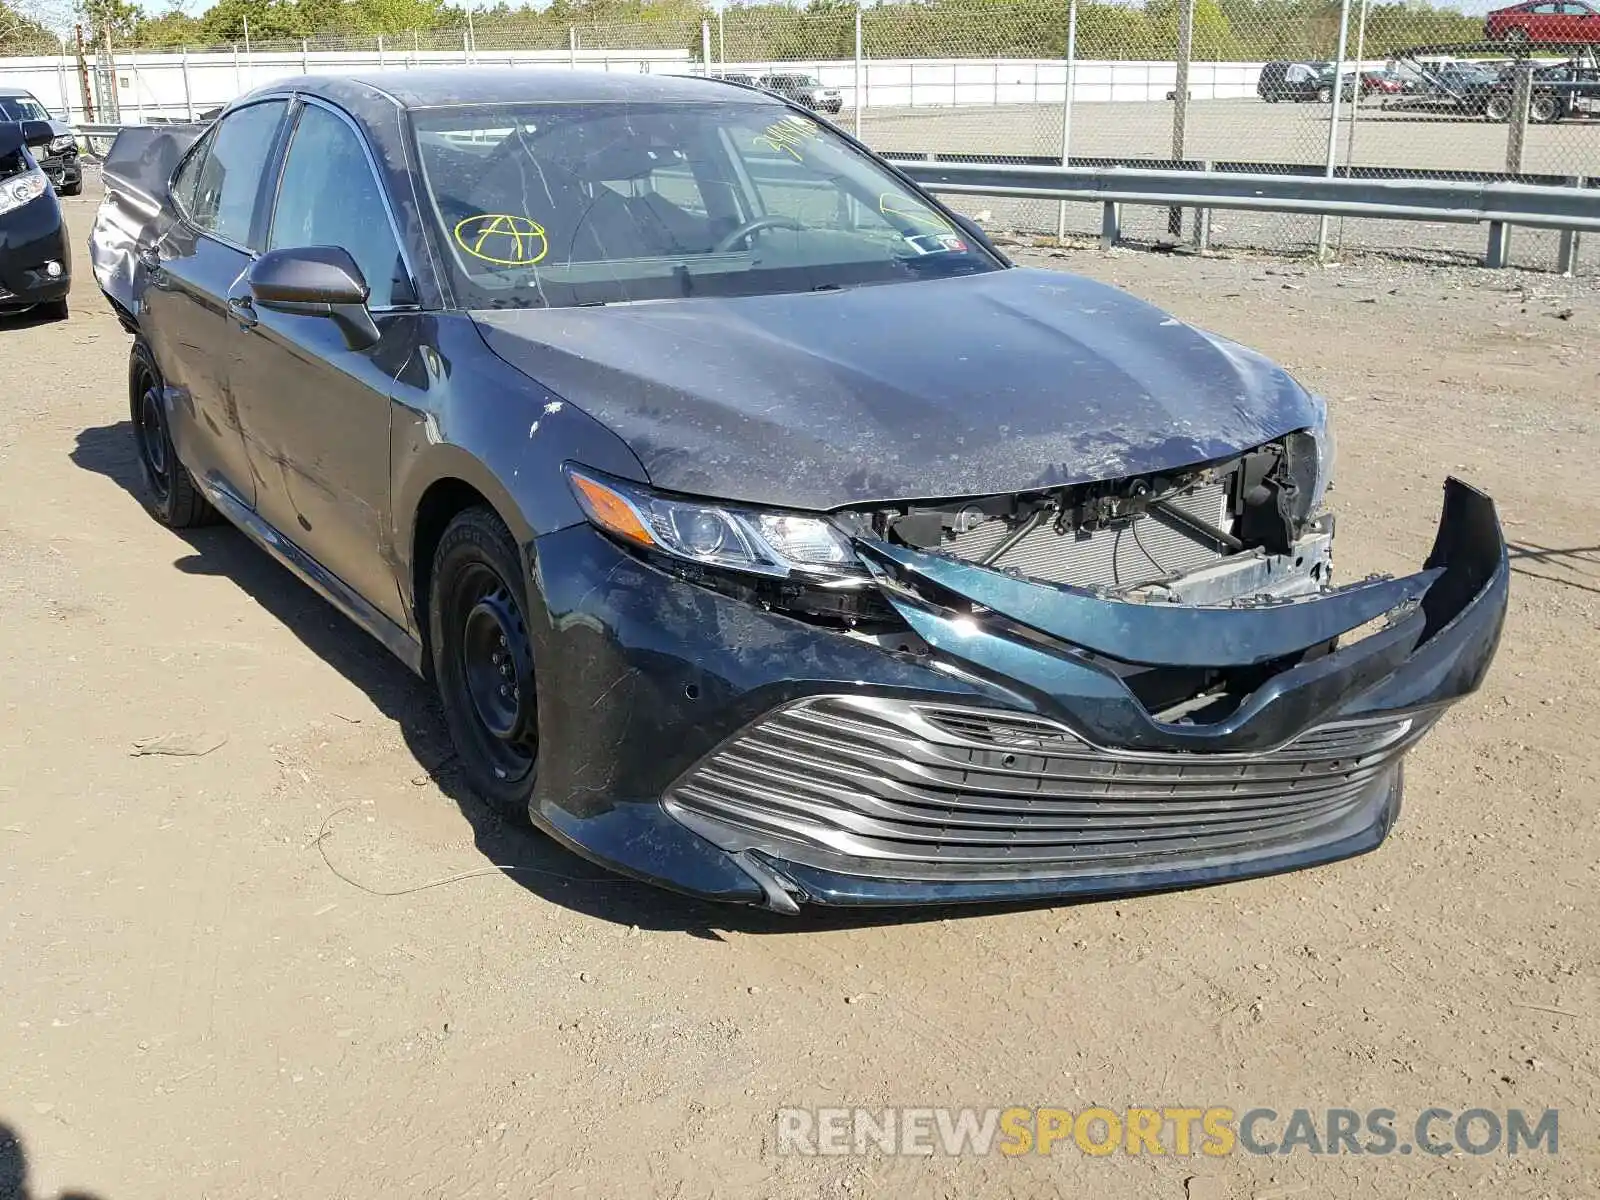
[
  {"left": 758, "top": 72, "right": 843, "bottom": 113},
  {"left": 1257, "top": 61, "right": 1335, "bottom": 103},
  {"left": 0, "top": 88, "right": 80, "bottom": 195}
]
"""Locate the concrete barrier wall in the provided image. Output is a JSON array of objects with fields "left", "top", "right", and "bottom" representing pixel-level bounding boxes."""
[{"left": 0, "top": 51, "right": 1274, "bottom": 124}]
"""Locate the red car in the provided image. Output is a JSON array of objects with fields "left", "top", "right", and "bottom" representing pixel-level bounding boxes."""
[{"left": 1486, "top": 1, "right": 1600, "bottom": 45}]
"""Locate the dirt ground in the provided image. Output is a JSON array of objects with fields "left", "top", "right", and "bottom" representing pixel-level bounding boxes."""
[{"left": 2, "top": 182, "right": 1597, "bottom": 1200}]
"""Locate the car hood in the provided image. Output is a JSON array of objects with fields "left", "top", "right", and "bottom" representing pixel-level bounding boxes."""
[{"left": 472, "top": 267, "right": 1320, "bottom": 511}]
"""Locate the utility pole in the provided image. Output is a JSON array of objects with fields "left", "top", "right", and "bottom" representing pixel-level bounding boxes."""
[{"left": 74, "top": 24, "right": 95, "bottom": 123}]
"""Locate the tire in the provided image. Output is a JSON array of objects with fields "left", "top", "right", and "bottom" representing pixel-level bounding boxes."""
[
  {"left": 1485, "top": 93, "right": 1512, "bottom": 121},
  {"left": 60, "top": 178, "right": 82, "bottom": 197},
  {"left": 1530, "top": 93, "right": 1561, "bottom": 123},
  {"left": 428, "top": 506, "right": 539, "bottom": 822},
  {"left": 129, "top": 339, "right": 217, "bottom": 528},
  {"left": 1316, "top": 85, "right": 1333, "bottom": 104}
]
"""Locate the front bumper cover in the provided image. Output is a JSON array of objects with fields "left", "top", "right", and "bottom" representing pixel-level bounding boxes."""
[
  {"left": 0, "top": 189, "right": 70, "bottom": 307},
  {"left": 527, "top": 479, "right": 1507, "bottom": 911}
]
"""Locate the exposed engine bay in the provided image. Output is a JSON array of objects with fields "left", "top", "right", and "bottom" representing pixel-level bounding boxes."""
[{"left": 840, "top": 434, "right": 1334, "bottom": 607}]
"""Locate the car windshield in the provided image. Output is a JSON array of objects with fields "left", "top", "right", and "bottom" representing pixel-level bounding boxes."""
[
  {"left": 0, "top": 94, "right": 50, "bottom": 121},
  {"left": 411, "top": 100, "right": 998, "bottom": 309}
]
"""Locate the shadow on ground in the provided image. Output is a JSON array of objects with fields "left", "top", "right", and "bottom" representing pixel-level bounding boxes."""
[
  {"left": 70, "top": 420, "right": 1079, "bottom": 937},
  {"left": 1, "top": 1121, "right": 103, "bottom": 1200}
]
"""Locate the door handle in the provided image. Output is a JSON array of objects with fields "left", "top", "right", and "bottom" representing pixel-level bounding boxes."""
[{"left": 227, "top": 294, "right": 258, "bottom": 331}]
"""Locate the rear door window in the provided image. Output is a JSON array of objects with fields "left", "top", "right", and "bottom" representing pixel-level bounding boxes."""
[{"left": 177, "top": 100, "right": 287, "bottom": 249}]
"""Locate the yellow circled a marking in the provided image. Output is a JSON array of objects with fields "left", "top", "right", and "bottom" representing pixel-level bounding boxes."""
[{"left": 453, "top": 213, "right": 549, "bottom": 266}]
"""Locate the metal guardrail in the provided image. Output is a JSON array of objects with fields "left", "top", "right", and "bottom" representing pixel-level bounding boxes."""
[
  {"left": 891, "top": 158, "right": 1597, "bottom": 272},
  {"left": 74, "top": 121, "right": 1595, "bottom": 272}
]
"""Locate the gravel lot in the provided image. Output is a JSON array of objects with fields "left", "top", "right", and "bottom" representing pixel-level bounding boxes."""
[{"left": 2, "top": 183, "right": 1597, "bottom": 1199}]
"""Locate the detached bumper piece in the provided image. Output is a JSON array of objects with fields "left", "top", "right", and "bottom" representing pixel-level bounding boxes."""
[{"left": 657, "top": 479, "right": 1507, "bottom": 909}]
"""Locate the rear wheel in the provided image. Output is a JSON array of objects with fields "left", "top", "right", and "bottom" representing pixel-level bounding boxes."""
[
  {"left": 429, "top": 507, "right": 539, "bottom": 822},
  {"left": 129, "top": 340, "right": 216, "bottom": 528},
  {"left": 1485, "top": 92, "right": 1513, "bottom": 121},
  {"left": 1316, "top": 85, "right": 1333, "bottom": 104},
  {"left": 1530, "top": 93, "right": 1561, "bottom": 123}
]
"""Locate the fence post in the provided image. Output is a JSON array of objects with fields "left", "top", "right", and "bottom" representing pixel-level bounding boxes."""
[
  {"left": 378, "top": 35, "right": 385, "bottom": 69},
  {"left": 182, "top": 47, "right": 194, "bottom": 120},
  {"left": 233, "top": 42, "right": 241, "bottom": 96},
  {"left": 569, "top": 26, "right": 578, "bottom": 70},
  {"left": 56, "top": 40, "right": 70, "bottom": 121},
  {"left": 1336, "top": 0, "right": 1371, "bottom": 257},
  {"left": 300, "top": 38, "right": 309, "bottom": 73},
  {"left": 1557, "top": 177, "right": 1583, "bottom": 276},
  {"left": 1056, "top": 0, "right": 1077, "bottom": 240},
  {"left": 1506, "top": 62, "right": 1534, "bottom": 174},
  {"left": 1169, "top": 0, "right": 1194, "bottom": 237},
  {"left": 853, "top": 4, "right": 863, "bottom": 137},
  {"left": 701, "top": 21, "right": 711, "bottom": 76},
  {"left": 1316, "top": 0, "right": 1354, "bottom": 260}
]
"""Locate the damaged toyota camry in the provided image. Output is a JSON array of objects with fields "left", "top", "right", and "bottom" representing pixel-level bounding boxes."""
[{"left": 91, "top": 70, "right": 1507, "bottom": 912}]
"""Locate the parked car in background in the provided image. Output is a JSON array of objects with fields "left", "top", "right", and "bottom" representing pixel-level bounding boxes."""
[
  {"left": 1258, "top": 61, "right": 1335, "bottom": 103},
  {"left": 1486, "top": 0, "right": 1600, "bottom": 45},
  {"left": 0, "top": 119, "right": 70, "bottom": 318},
  {"left": 1382, "top": 61, "right": 1501, "bottom": 115},
  {"left": 0, "top": 88, "right": 80, "bottom": 195},
  {"left": 713, "top": 72, "right": 758, "bottom": 88},
  {"left": 89, "top": 69, "right": 1507, "bottom": 911},
  {"left": 1485, "top": 54, "right": 1600, "bottom": 120},
  {"left": 758, "top": 72, "right": 842, "bottom": 113}
]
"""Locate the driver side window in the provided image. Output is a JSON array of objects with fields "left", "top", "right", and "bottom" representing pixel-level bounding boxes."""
[{"left": 267, "top": 103, "right": 413, "bottom": 309}]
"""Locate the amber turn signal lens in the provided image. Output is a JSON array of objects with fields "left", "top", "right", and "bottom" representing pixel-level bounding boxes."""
[{"left": 569, "top": 471, "right": 657, "bottom": 547}]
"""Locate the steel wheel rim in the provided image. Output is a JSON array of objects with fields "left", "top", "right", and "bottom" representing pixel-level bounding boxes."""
[
  {"left": 455, "top": 564, "right": 537, "bottom": 780},
  {"left": 136, "top": 382, "right": 171, "bottom": 501}
]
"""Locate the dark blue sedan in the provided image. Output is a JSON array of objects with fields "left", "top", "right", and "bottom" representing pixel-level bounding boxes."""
[{"left": 90, "top": 70, "right": 1507, "bottom": 912}]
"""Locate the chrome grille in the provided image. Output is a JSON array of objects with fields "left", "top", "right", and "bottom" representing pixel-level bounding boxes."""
[
  {"left": 666, "top": 696, "right": 1425, "bottom": 877},
  {"left": 941, "top": 479, "right": 1231, "bottom": 590}
]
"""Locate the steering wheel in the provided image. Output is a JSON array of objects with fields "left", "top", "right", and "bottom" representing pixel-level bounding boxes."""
[{"left": 713, "top": 214, "right": 804, "bottom": 252}]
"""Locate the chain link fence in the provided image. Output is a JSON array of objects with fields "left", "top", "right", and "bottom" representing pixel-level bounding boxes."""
[{"left": 4, "top": 0, "right": 1597, "bottom": 269}]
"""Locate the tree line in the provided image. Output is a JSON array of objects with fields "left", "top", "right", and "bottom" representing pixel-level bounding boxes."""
[{"left": 3, "top": 0, "right": 1487, "bottom": 62}]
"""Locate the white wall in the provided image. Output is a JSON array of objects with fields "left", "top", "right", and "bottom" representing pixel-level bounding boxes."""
[{"left": 0, "top": 50, "right": 1274, "bottom": 126}]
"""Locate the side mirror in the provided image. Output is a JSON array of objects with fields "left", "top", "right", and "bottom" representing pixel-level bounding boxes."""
[
  {"left": 248, "top": 246, "right": 379, "bottom": 350},
  {"left": 20, "top": 119, "right": 54, "bottom": 149}
]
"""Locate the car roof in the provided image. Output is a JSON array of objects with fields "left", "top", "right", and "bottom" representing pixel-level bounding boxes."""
[
  {"left": 251, "top": 68, "right": 787, "bottom": 111},
  {"left": 0, "top": 87, "right": 40, "bottom": 98}
]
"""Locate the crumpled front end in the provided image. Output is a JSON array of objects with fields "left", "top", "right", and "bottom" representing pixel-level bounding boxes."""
[{"left": 528, "top": 474, "right": 1506, "bottom": 912}]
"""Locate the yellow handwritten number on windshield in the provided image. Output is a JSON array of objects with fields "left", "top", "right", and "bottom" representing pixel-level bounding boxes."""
[
  {"left": 454, "top": 214, "right": 549, "bottom": 266},
  {"left": 754, "top": 116, "right": 820, "bottom": 162}
]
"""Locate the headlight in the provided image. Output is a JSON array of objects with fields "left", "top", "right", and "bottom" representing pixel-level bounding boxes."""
[
  {"left": 0, "top": 169, "right": 48, "bottom": 218},
  {"left": 48, "top": 135, "right": 75, "bottom": 154},
  {"left": 1306, "top": 393, "right": 1335, "bottom": 514},
  {"left": 565, "top": 466, "right": 861, "bottom": 578},
  {"left": 1281, "top": 396, "right": 1334, "bottom": 523}
]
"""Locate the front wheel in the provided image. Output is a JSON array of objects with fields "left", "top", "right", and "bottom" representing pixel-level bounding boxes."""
[
  {"left": 429, "top": 507, "right": 539, "bottom": 821},
  {"left": 1316, "top": 85, "right": 1333, "bottom": 104}
]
